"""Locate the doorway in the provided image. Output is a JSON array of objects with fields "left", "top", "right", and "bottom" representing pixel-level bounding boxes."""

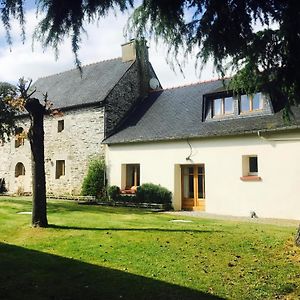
[{"left": 181, "top": 165, "right": 205, "bottom": 211}]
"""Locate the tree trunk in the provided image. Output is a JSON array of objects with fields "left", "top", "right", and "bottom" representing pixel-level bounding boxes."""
[
  {"left": 25, "top": 98, "right": 48, "bottom": 227},
  {"left": 296, "top": 225, "right": 300, "bottom": 247}
]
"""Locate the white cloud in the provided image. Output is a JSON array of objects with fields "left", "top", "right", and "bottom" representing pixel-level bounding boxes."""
[{"left": 0, "top": 8, "right": 218, "bottom": 88}]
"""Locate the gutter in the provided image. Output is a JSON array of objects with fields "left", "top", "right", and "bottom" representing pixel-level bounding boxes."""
[{"left": 257, "top": 130, "right": 300, "bottom": 141}]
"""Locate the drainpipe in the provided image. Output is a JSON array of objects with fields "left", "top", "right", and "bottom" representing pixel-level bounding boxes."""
[{"left": 257, "top": 130, "right": 300, "bottom": 141}]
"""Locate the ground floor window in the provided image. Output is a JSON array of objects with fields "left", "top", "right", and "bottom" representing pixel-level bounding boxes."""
[
  {"left": 125, "top": 164, "right": 140, "bottom": 188},
  {"left": 241, "top": 155, "right": 261, "bottom": 181},
  {"left": 56, "top": 160, "right": 65, "bottom": 179},
  {"left": 15, "top": 162, "right": 25, "bottom": 177}
]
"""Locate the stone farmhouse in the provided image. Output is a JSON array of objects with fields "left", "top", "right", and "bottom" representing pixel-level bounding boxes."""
[
  {"left": 0, "top": 40, "right": 160, "bottom": 195},
  {"left": 2, "top": 38, "right": 300, "bottom": 220},
  {"left": 104, "top": 80, "right": 300, "bottom": 220}
]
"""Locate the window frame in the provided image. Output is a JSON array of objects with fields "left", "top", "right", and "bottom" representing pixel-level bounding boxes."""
[
  {"left": 239, "top": 93, "right": 263, "bottom": 113},
  {"left": 15, "top": 127, "right": 25, "bottom": 148},
  {"left": 55, "top": 160, "right": 65, "bottom": 179},
  {"left": 125, "top": 164, "right": 140, "bottom": 189},
  {"left": 241, "top": 155, "right": 261, "bottom": 181},
  {"left": 57, "top": 120, "right": 64, "bottom": 133},
  {"left": 212, "top": 96, "right": 234, "bottom": 117},
  {"left": 248, "top": 156, "right": 258, "bottom": 176},
  {"left": 15, "top": 162, "right": 25, "bottom": 177}
]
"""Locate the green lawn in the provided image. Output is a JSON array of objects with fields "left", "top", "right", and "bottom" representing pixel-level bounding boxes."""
[{"left": 0, "top": 197, "right": 299, "bottom": 300}]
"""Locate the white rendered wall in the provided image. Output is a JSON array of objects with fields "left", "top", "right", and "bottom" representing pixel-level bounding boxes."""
[{"left": 106, "top": 131, "right": 300, "bottom": 220}]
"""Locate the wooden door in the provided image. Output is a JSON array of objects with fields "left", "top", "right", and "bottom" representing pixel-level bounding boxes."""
[{"left": 181, "top": 165, "right": 205, "bottom": 211}]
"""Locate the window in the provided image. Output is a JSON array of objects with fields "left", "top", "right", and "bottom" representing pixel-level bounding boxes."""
[
  {"left": 241, "top": 155, "right": 261, "bottom": 181},
  {"left": 240, "top": 93, "right": 263, "bottom": 113},
  {"left": 15, "top": 162, "right": 25, "bottom": 177},
  {"left": 58, "top": 120, "right": 64, "bottom": 133},
  {"left": 125, "top": 164, "right": 140, "bottom": 188},
  {"left": 212, "top": 96, "right": 234, "bottom": 117},
  {"left": 249, "top": 156, "right": 258, "bottom": 175},
  {"left": 55, "top": 160, "right": 65, "bottom": 179},
  {"left": 15, "top": 127, "right": 25, "bottom": 148}
]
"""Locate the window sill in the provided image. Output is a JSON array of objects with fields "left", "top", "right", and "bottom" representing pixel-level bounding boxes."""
[
  {"left": 212, "top": 113, "right": 234, "bottom": 119},
  {"left": 240, "top": 176, "right": 261, "bottom": 181},
  {"left": 239, "top": 109, "right": 263, "bottom": 115}
]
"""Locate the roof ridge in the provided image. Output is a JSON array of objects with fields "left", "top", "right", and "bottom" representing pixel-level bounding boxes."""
[
  {"left": 35, "top": 57, "right": 122, "bottom": 81},
  {"left": 149, "top": 77, "right": 231, "bottom": 93}
]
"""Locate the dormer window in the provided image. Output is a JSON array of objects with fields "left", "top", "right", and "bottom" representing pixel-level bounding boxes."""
[
  {"left": 212, "top": 96, "right": 234, "bottom": 117},
  {"left": 240, "top": 93, "right": 263, "bottom": 113}
]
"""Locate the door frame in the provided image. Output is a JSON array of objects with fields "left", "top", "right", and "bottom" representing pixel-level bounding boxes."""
[{"left": 181, "top": 164, "right": 205, "bottom": 211}]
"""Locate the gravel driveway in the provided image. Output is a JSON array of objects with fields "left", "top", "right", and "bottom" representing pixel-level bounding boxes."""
[{"left": 163, "top": 211, "right": 299, "bottom": 227}]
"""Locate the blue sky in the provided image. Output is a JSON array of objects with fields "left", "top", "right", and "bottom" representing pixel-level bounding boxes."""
[{"left": 0, "top": 1, "right": 217, "bottom": 87}]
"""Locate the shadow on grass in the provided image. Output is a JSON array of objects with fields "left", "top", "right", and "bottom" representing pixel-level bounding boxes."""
[
  {"left": 0, "top": 243, "right": 223, "bottom": 300},
  {"left": 48, "top": 224, "right": 223, "bottom": 233},
  {"left": 47, "top": 201, "right": 155, "bottom": 215}
]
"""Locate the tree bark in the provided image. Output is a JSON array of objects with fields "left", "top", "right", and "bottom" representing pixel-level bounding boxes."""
[
  {"left": 25, "top": 98, "right": 48, "bottom": 227},
  {"left": 296, "top": 225, "right": 300, "bottom": 247}
]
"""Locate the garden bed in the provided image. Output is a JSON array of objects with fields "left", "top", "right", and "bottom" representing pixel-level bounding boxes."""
[{"left": 96, "top": 200, "right": 170, "bottom": 210}]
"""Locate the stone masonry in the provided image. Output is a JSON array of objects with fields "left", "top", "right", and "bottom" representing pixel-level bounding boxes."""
[{"left": 0, "top": 39, "right": 159, "bottom": 196}]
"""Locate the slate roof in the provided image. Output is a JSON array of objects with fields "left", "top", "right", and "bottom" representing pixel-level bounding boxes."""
[
  {"left": 104, "top": 79, "right": 300, "bottom": 144},
  {"left": 32, "top": 58, "right": 133, "bottom": 109}
]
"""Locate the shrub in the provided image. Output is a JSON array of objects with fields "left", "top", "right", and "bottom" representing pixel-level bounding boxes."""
[
  {"left": 136, "top": 183, "right": 172, "bottom": 206},
  {"left": 81, "top": 158, "right": 106, "bottom": 198},
  {"left": 107, "top": 185, "right": 120, "bottom": 201},
  {"left": 118, "top": 194, "right": 137, "bottom": 202}
]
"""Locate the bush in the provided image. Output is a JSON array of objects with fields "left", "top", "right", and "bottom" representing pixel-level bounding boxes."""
[
  {"left": 118, "top": 194, "right": 137, "bottom": 202},
  {"left": 107, "top": 185, "right": 120, "bottom": 201},
  {"left": 136, "top": 183, "right": 172, "bottom": 206},
  {"left": 81, "top": 158, "right": 106, "bottom": 198}
]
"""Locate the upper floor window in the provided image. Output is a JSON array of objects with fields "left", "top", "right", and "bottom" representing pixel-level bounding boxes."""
[
  {"left": 212, "top": 96, "right": 234, "bottom": 117},
  {"left": 240, "top": 93, "right": 263, "bottom": 113},
  {"left": 57, "top": 120, "right": 64, "bottom": 133},
  {"left": 15, "top": 127, "right": 25, "bottom": 148}
]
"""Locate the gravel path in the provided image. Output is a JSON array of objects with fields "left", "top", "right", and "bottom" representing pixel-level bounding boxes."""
[{"left": 163, "top": 211, "right": 299, "bottom": 227}]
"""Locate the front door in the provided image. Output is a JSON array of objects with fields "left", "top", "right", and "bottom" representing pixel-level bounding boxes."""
[{"left": 181, "top": 165, "right": 205, "bottom": 211}]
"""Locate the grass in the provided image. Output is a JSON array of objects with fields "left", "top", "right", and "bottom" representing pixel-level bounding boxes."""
[{"left": 0, "top": 197, "right": 299, "bottom": 300}]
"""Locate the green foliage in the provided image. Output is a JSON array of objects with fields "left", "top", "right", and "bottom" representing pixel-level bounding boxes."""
[
  {"left": 118, "top": 194, "right": 137, "bottom": 202},
  {"left": 81, "top": 158, "right": 106, "bottom": 198},
  {"left": 0, "top": 82, "right": 17, "bottom": 142},
  {"left": 136, "top": 183, "right": 172, "bottom": 206},
  {"left": 33, "top": 0, "right": 134, "bottom": 66},
  {"left": 129, "top": 1, "right": 300, "bottom": 111},
  {"left": 0, "top": 0, "right": 25, "bottom": 45},
  {"left": 1, "top": 1, "right": 299, "bottom": 111},
  {"left": 107, "top": 185, "right": 120, "bottom": 201}
]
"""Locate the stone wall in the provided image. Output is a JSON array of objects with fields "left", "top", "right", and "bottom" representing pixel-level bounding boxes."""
[
  {"left": 0, "top": 39, "right": 156, "bottom": 196},
  {"left": 104, "top": 61, "right": 142, "bottom": 137},
  {"left": 104, "top": 40, "right": 157, "bottom": 137},
  {"left": 0, "top": 105, "right": 105, "bottom": 195},
  {"left": 0, "top": 118, "right": 32, "bottom": 194}
]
